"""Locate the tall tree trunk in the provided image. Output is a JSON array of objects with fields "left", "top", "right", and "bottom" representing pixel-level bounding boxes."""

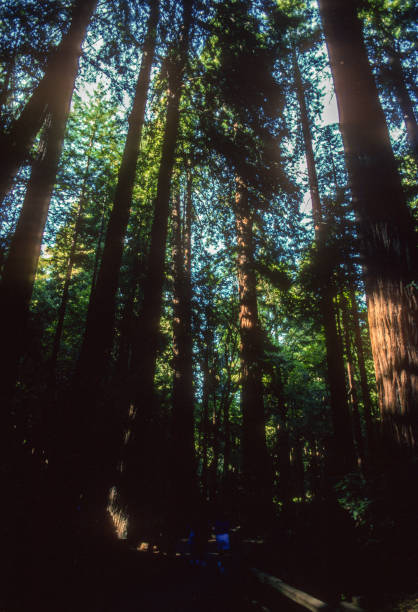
[
  {"left": 0, "top": 50, "right": 15, "bottom": 127},
  {"left": 387, "top": 49, "right": 418, "bottom": 161},
  {"left": 293, "top": 48, "right": 356, "bottom": 474},
  {"left": 292, "top": 49, "right": 322, "bottom": 235},
  {"left": 75, "top": 0, "right": 159, "bottom": 390},
  {"left": 88, "top": 203, "right": 106, "bottom": 301},
  {"left": 234, "top": 176, "right": 272, "bottom": 528},
  {"left": 349, "top": 281, "right": 375, "bottom": 453},
  {"left": 170, "top": 182, "right": 196, "bottom": 515},
  {"left": 340, "top": 293, "right": 366, "bottom": 471},
  {"left": 319, "top": 0, "right": 418, "bottom": 454},
  {"left": 199, "top": 318, "right": 214, "bottom": 502},
  {"left": 0, "top": 0, "right": 97, "bottom": 204},
  {"left": 209, "top": 397, "right": 220, "bottom": 503},
  {"left": 0, "top": 113, "right": 67, "bottom": 397},
  {"left": 123, "top": 0, "right": 193, "bottom": 535}
]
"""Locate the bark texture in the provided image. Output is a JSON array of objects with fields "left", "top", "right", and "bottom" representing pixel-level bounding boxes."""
[
  {"left": 319, "top": 0, "right": 418, "bottom": 454},
  {"left": 235, "top": 176, "right": 272, "bottom": 526}
]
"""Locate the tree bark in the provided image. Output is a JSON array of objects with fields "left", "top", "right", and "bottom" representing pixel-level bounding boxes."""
[
  {"left": 319, "top": 0, "right": 418, "bottom": 454},
  {"left": 75, "top": 0, "right": 159, "bottom": 389},
  {"left": 0, "top": 0, "right": 97, "bottom": 204},
  {"left": 234, "top": 176, "right": 272, "bottom": 527}
]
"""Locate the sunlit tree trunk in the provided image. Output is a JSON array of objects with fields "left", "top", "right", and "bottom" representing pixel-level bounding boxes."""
[
  {"left": 319, "top": 0, "right": 418, "bottom": 454},
  {"left": 293, "top": 49, "right": 356, "bottom": 473},
  {"left": 235, "top": 176, "right": 272, "bottom": 527},
  {"left": 0, "top": 0, "right": 97, "bottom": 204}
]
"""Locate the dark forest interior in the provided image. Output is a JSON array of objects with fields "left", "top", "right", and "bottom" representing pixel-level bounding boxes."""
[{"left": 0, "top": 0, "right": 417, "bottom": 610}]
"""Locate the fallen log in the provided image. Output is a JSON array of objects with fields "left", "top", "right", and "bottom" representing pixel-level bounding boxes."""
[{"left": 250, "top": 568, "right": 365, "bottom": 612}]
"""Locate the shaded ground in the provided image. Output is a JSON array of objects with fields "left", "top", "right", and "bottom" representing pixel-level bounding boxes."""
[{"left": 2, "top": 537, "right": 298, "bottom": 612}]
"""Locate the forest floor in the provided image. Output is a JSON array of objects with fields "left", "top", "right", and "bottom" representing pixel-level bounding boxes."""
[
  {"left": 2, "top": 531, "right": 417, "bottom": 610},
  {"left": 1, "top": 536, "right": 298, "bottom": 612}
]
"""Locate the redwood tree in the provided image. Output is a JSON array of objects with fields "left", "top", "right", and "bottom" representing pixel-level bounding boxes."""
[{"left": 319, "top": 0, "right": 418, "bottom": 454}]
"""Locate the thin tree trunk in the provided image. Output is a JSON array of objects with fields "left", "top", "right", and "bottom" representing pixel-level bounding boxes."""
[
  {"left": 319, "top": 0, "right": 418, "bottom": 454},
  {"left": 387, "top": 49, "right": 418, "bottom": 161},
  {"left": 340, "top": 293, "right": 366, "bottom": 471},
  {"left": 88, "top": 203, "right": 106, "bottom": 301},
  {"left": 0, "top": 0, "right": 97, "bottom": 204},
  {"left": 293, "top": 48, "right": 355, "bottom": 474},
  {"left": 0, "top": 50, "right": 15, "bottom": 126},
  {"left": 199, "top": 316, "right": 214, "bottom": 501},
  {"left": 234, "top": 176, "right": 272, "bottom": 527},
  {"left": 75, "top": 0, "right": 159, "bottom": 389},
  {"left": 170, "top": 184, "right": 196, "bottom": 512},
  {"left": 292, "top": 49, "right": 322, "bottom": 235},
  {"left": 348, "top": 281, "right": 375, "bottom": 453},
  {"left": 49, "top": 134, "right": 97, "bottom": 381}
]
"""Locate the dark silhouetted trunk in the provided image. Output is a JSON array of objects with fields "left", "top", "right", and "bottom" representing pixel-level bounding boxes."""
[
  {"left": 75, "top": 0, "right": 159, "bottom": 390},
  {"left": 0, "top": 0, "right": 97, "bottom": 204},
  {"left": 123, "top": 0, "right": 193, "bottom": 535},
  {"left": 49, "top": 133, "right": 97, "bottom": 381},
  {"left": 1, "top": 109, "right": 70, "bottom": 399},
  {"left": 209, "top": 399, "right": 220, "bottom": 502},
  {"left": 292, "top": 49, "right": 322, "bottom": 235},
  {"left": 294, "top": 48, "right": 355, "bottom": 474},
  {"left": 340, "top": 293, "right": 366, "bottom": 471},
  {"left": 234, "top": 176, "right": 272, "bottom": 527},
  {"left": 200, "top": 319, "right": 214, "bottom": 501},
  {"left": 88, "top": 204, "right": 106, "bottom": 300},
  {"left": 349, "top": 282, "right": 375, "bottom": 453},
  {"left": 387, "top": 49, "right": 418, "bottom": 161},
  {"left": 170, "top": 181, "right": 196, "bottom": 511},
  {"left": 319, "top": 0, "right": 418, "bottom": 454},
  {"left": 293, "top": 436, "right": 305, "bottom": 501},
  {"left": 0, "top": 50, "right": 15, "bottom": 126}
]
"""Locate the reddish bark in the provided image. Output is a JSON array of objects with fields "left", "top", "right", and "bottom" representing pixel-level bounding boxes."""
[
  {"left": 319, "top": 0, "right": 418, "bottom": 453},
  {"left": 235, "top": 176, "right": 272, "bottom": 525}
]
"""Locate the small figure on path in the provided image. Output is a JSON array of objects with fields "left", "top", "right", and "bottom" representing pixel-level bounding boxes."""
[{"left": 189, "top": 506, "right": 209, "bottom": 567}]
